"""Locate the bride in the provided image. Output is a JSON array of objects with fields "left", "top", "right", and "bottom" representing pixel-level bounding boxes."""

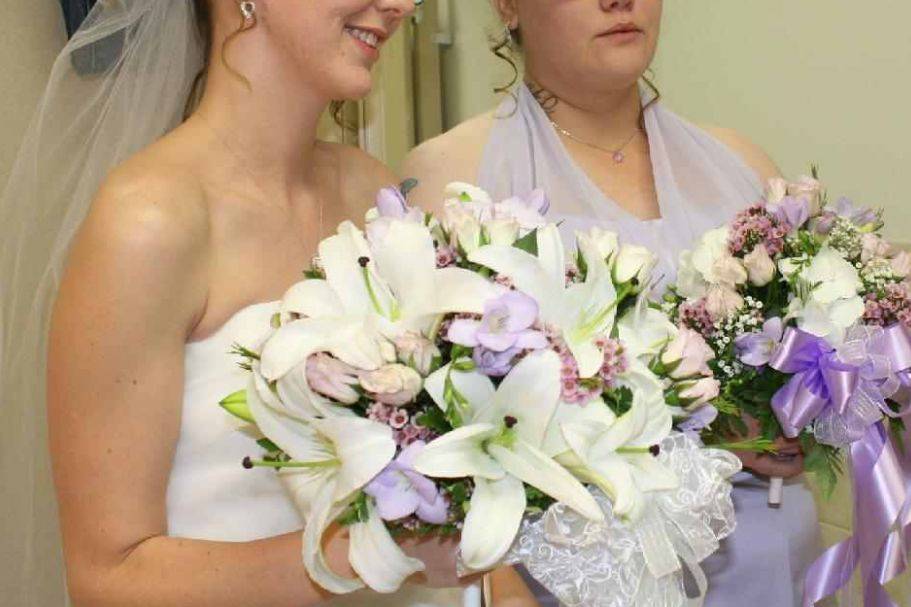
[{"left": 2, "top": 1, "right": 470, "bottom": 605}]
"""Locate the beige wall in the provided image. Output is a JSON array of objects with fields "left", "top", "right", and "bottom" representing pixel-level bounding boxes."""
[
  {"left": 440, "top": 1, "right": 510, "bottom": 130},
  {"left": 653, "top": 0, "right": 911, "bottom": 244}
]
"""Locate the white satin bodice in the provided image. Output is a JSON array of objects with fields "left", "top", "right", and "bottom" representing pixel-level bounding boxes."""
[
  {"left": 165, "top": 301, "right": 464, "bottom": 606},
  {"left": 166, "top": 301, "right": 301, "bottom": 540}
]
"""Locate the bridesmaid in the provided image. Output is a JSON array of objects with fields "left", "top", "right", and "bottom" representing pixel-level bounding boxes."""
[{"left": 403, "top": 1, "right": 819, "bottom": 605}]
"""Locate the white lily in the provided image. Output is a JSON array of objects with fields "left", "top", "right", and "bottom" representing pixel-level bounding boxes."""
[
  {"left": 470, "top": 224, "right": 619, "bottom": 378},
  {"left": 257, "top": 316, "right": 390, "bottom": 419},
  {"left": 281, "top": 220, "right": 502, "bottom": 337},
  {"left": 246, "top": 374, "right": 424, "bottom": 593},
  {"left": 414, "top": 350, "right": 603, "bottom": 570},
  {"left": 617, "top": 294, "right": 678, "bottom": 362},
  {"left": 556, "top": 364, "right": 677, "bottom": 521}
]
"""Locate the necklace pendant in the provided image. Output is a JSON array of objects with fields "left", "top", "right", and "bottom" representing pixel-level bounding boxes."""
[{"left": 612, "top": 151, "right": 625, "bottom": 164}]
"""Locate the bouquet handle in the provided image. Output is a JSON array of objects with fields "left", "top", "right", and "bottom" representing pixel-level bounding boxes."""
[{"left": 768, "top": 476, "right": 783, "bottom": 508}]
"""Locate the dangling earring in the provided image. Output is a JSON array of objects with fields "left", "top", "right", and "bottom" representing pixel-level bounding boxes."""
[{"left": 240, "top": 2, "right": 257, "bottom": 27}]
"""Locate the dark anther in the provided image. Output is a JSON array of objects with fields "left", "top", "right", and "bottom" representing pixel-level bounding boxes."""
[
  {"left": 649, "top": 445, "right": 661, "bottom": 457},
  {"left": 242, "top": 456, "right": 254, "bottom": 469},
  {"left": 504, "top": 415, "right": 518, "bottom": 429},
  {"left": 358, "top": 256, "right": 370, "bottom": 267}
]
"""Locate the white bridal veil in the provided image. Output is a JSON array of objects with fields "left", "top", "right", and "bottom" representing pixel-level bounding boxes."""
[{"left": 0, "top": 1, "right": 202, "bottom": 603}]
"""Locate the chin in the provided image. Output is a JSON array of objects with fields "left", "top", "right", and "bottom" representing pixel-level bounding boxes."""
[{"left": 324, "top": 71, "right": 374, "bottom": 103}]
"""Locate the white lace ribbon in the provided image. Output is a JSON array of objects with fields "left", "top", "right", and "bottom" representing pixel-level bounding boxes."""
[{"left": 505, "top": 433, "right": 741, "bottom": 607}]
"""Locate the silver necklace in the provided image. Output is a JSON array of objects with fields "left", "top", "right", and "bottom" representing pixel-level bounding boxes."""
[{"left": 550, "top": 120, "right": 641, "bottom": 165}]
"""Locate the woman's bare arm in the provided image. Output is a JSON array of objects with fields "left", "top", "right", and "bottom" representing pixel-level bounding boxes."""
[{"left": 46, "top": 175, "right": 355, "bottom": 607}]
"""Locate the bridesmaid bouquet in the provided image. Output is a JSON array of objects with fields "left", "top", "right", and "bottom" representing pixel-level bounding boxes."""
[
  {"left": 665, "top": 172, "right": 911, "bottom": 604},
  {"left": 218, "top": 182, "right": 739, "bottom": 604}
]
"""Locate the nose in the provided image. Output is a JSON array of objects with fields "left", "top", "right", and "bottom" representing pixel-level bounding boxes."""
[
  {"left": 601, "top": 0, "right": 635, "bottom": 11},
  {"left": 375, "top": 0, "right": 416, "bottom": 19}
]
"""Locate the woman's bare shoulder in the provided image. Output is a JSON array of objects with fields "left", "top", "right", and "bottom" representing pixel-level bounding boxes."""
[
  {"left": 703, "top": 125, "right": 782, "bottom": 183},
  {"left": 64, "top": 141, "right": 212, "bottom": 330},
  {"left": 318, "top": 141, "right": 401, "bottom": 219},
  {"left": 401, "top": 111, "right": 496, "bottom": 210}
]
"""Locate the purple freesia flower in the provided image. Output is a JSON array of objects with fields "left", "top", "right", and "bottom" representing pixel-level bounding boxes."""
[
  {"left": 364, "top": 441, "right": 449, "bottom": 524},
  {"left": 375, "top": 187, "right": 410, "bottom": 218},
  {"left": 677, "top": 404, "right": 719, "bottom": 435},
  {"left": 448, "top": 291, "right": 547, "bottom": 352},
  {"left": 473, "top": 346, "right": 521, "bottom": 377},
  {"left": 832, "top": 197, "right": 878, "bottom": 226},
  {"left": 767, "top": 196, "right": 810, "bottom": 232},
  {"left": 735, "top": 317, "right": 785, "bottom": 367}
]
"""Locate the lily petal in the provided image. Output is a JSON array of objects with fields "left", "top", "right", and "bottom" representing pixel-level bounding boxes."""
[
  {"left": 582, "top": 451, "right": 642, "bottom": 519},
  {"left": 535, "top": 224, "right": 568, "bottom": 294},
  {"left": 275, "top": 362, "right": 354, "bottom": 420},
  {"left": 302, "top": 478, "right": 365, "bottom": 594},
  {"left": 310, "top": 417, "right": 396, "bottom": 501},
  {"left": 488, "top": 440, "right": 602, "bottom": 521},
  {"left": 476, "top": 349, "right": 561, "bottom": 447},
  {"left": 260, "top": 317, "right": 353, "bottom": 381},
  {"left": 627, "top": 453, "right": 679, "bottom": 493},
  {"left": 371, "top": 220, "right": 436, "bottom": 318},
  {"left": 423, "top": 364, "right": 495, "bottom": 415},
  {"left": 246, "top": 375, "right": 336, "bottom": 464},
  {"left": 469, "top": 245, "right": 559, "bottom": 322},
  {"left": 318, "top": 221, "right": 377, "bottom": 316},
  {"left": 543, "top": 399, "right": 616, "bottom": 457},
  {"left": 348, "top": 500, "right": 426, "bottom": 593},
  {"left": 412, "top": 424, "right": 504, "bottom": 480},
  {"left": 281, "top": 279, "right": 344, "bottom": 319},
  {"left": 459, "top": 475, "right": 527, "bottom": 571},
  {"left": 426, "top": 267, "right": 507, "bottom": 316}
]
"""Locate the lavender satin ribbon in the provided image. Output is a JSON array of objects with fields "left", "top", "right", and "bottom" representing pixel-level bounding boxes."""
[
  {"left": 802, "top": 421, "right": 911, "bottom": 606},
  {"left": 767, "top": 324, "right": 911, "bottom": 606},
  {"left": 769, "top": 326, "right": 909, "bottom": 443}
]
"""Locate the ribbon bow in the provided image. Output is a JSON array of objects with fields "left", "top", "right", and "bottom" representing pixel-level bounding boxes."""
[{"left": 768, "top": 324, "right": 911, "bottom": 606}]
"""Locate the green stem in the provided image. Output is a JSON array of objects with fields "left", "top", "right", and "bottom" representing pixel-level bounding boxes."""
[{"left": 243, "top": 457, "right": 339, "bottom": 470}]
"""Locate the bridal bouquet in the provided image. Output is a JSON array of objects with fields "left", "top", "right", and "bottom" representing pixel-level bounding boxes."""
[
  {"left": 665, "top": 173, "right": 911, "bottom": 604},
  {"left": 219, "top": 182, "right": 739, "bottom": 605}
]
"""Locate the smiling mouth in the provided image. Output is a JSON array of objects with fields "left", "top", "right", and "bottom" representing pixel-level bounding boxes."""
[{"left": 344, "top": 26, "right": 381, "bottom": 50}]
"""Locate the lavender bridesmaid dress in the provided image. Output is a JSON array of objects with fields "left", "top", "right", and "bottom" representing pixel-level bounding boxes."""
[{"left": 476, "top": 84, "right": 821, "bottom": 607}]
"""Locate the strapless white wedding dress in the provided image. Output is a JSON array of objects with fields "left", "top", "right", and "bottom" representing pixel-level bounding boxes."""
[{"left": 165, "top": 300, "right": 464, "bottom": 606}]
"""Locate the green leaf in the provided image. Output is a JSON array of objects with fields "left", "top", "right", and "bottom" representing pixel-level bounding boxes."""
[
  {"left": 219, "top": 389, "right": 254, "bottom": 423},
  {"left": 415, "top": 405, "right": 452, "bottom": 435},
  {"left": 256, "top": 437, "right": 282, "bottom": 454},
  {"left": 399, "top": 178, "right": 418, "bottom": 197},
  {"left": 513, "top": 229, "right": 539, "bottom": 256},
  {"left": 801, "top": 437, "right": 844, "bottom": 499},
  {"left": 336, "top": 492, "right": 370, "bottom": 526}
]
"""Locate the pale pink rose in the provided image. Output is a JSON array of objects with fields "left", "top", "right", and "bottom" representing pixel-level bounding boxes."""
[
  {"left": 306, "top": 353, "right": 361, "bottom": 404},
  {"left": 891, "top": 251, "right": 911, "bottom": 278},
  {"left": 680, "top": 377, "right": 721, "bottom": 409},
  {"left": 704, "top": 284, "right": 744, "bottom": 318},
  {"left": 743, "top": 244, "right": 776, "bottom": 287},
  {"left": 359, "top": 363, "right": 423, "bottom": 406},
  {"left": 765, "top": 177, "right": 789, "bottom": 204},
  {"left": 661, "top": 327, "right": 716, "bottom": 379},
  {"left": 787, "top": 176, "right": 823, "bottom": 215},
  {"left": 860, "top": 233, "right": 892, "bottom": 263},
  {"left": 393, "top": 332, "right": 441, "bottom": 376},
  {"left": 711, "top": 255, "right": 748, "bottom": 287}
]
